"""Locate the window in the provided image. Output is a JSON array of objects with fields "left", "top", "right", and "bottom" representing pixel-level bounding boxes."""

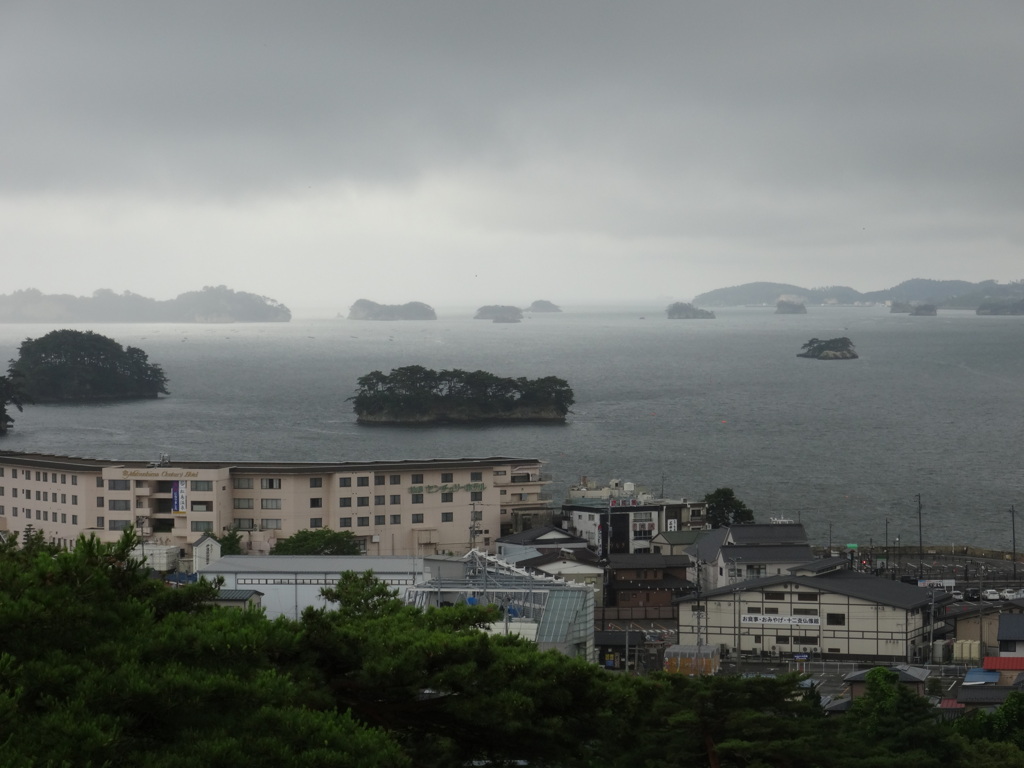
[
  {"left": 340, "top": 477, "right": 352, "bottom": 487},
  {"left": 72, "top": 514, "right": 77, "bottom": 524},
  {"left": 261, "top": 499, "right": 282, "bottom": 509},
  {"left": 190, "top": 521, "right": 213, "bottom": 533},
  {"left": 471, "top": 509, "right": 482, "bottom": 521},
  {"left": 357, "top": 516, "right": 369, "bottom": 527},
  {"left": 826, "top": 613, "right": 846, "bottom": 626},
  {"left": 10, "top": 489, "right": 16, "bottom": 498},
  {"left": 411, "top": 494, "right": 424, "bottom": 504},
  {"left": 71, "top": 475, "right": 78, "bottom": 486},
  {"left": 235, "top": 519, "right": 254, "bottom": 530},
  {"left": 793, "top": 636, "right": 818, "bottom": 646},
  {"left": 374, "top": 515, "right": 385, "bottom": 525},
  {"left": 97, "top": 516, "right": 105, "bottom": 528},
  {"left": 411, "top": 473, "right": 423, "bottom": 484},
  {"left": 764, "top": 607, "right": 779, "bottom": 615},
  {"left": 357, "top": 497, "right": 369, "bottom": 507},
  {"left": 340, "top": 498, "right": 352, "bottom": 508},
  {"left": 260, "top": 478, "right": 282, "bottom": 490},
  {"left": 35, "top": 491, "right": 41, "bottom": 501},
  {"left": 775, "top": 636, "right": 791, "bottom": 645},
  {"left": 61, "top": 513, "right": 66, "bottom": 523},
  {"left": 97, "top": 496, "right": 105, "bottom": 507},
  {"left": 441, "top": 472, "right": 454, "bottom": 483},
  {"left": 793, "top": 608, "right": 818, "bottom": 616},
  {"left": 493, "top": 470, "right": 506, "bottom": 476},
  {"left": 108, "top": 500, "right": 131, "bottom": 511},
  {"left": 310, "top": 477, "right": 323, "bottom": 488},
  {"left": 234, "top": 498, "right": 254, "bottom": 509},
  {"left": 190, "top": 480, "right": 213, "bottom": 492},
  {"left": 471, "top": 491, "right": 482, "bottom": 502},
  {"left": 1000, "top": 640, "right": 1016, "bottom": 653},
  {"left": 61, "top": 494, "right": 66, "bottom": 503},
  {"left": 471, "top": 471, "right": 482, "bottom": 482},
  {"left": 109, "top": 519, "right": 131, "bottom": 531},
  {"left": 310, "top": 517, "right": 323, "bottom": 528},
  {"left": 389, "top": 474, "right": 401, "bottom": 485},
  {"left": 441, "top": 492, "right": 453, "bottom": 503},
  {"left": 108, "top": 479, "right": 131, "bottom": 491},
  {"left": 339, "top": 517, "right": 352, "bottom": 527},
  {"left": 390, "top": 494, "right": 401, "bottom": 505},
  {"left": 797, "top": 593, "right": 819, "bottom": 602},
  {"left": 60, "top": 474, "right": 65, "bottom": 483},
  {"left": 390, "top": 514, "right": 401, "bottom": 525},
  {"left": 746, "top": 607, "right": 761, "bottom": 614},
  {"left": 261, "top": 519, "right": 282, "bottom": 530},
  {"left": 374, "top": 495, "right": 386, "bottom": 505},
  {"left": 411, "top": 513, "right": 424, "bottom": 523},
  {"left": 96, "top": 477, "right": 104, "bottom": 487},
  {"left": 357, "top": 476, "right": 369, "bottom": 487},
  {"left": 72, "top": 495, "right": 78, "bottom": 505},
  {"left": 441, "top": 512, "right": 453, "bottom": 522},
  {"left": 190, "top": 502, "right": 211, "bottom": 512},
  {"left": 374, "top": 475, "right": 385, "bottom": 486},
  {"left": 764, "top": 592, "right": 786, "bottom": 601},
  {"left": 234, "top": 478, "right": 253, "bottom": 489},
  {"left": 310, "top": 498, "right": 323, "bottom": 508}
]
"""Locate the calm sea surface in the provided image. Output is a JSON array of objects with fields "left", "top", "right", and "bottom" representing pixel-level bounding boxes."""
[{"left": 1, "top": 306, "right": 1022, "bottom": 550}]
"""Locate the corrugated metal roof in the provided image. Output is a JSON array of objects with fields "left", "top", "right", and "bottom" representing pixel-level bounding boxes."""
[
  {"left": 983, "top": 656, "right": 1024, "bottom": 670},
  {"left": 997, "top": 614, "right": 1024, "bottom": 641}
]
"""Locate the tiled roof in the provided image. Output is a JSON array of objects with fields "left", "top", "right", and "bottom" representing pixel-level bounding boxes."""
[
  {"left": 496, "top": 526, "right": 587, "bottom": 546},
  {"left": 957, "top": 686, "right": 1017, "bottom": 704},
  {"left": 727, "top": 523, "right": 808, "bottom": 546},
  {"left": 997, "top": 614, "right": 1024, "bottom": 641},
  {"left": 718, "top": 544, "right": 814, "bottom": 563},
  {"left": 609, "top": 553, "right": 692, "bottom": 569}
]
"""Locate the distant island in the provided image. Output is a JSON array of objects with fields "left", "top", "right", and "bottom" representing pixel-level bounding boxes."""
[
  {"left": 351, "top": 366, "right": 574, "bottom": 424},
  {"left": 910, "top": 304, "right": 937, "bottom": 316},
  {"left": 797, "top": 337, "right": 859, "bottom": 360},
  {"left": 347, "top": 299, "right": 437, "bottom": 321},
  {"left": 0, "top": 286, "right": 291, "bottom": 323},
  {"left": 775, "top": 300, "right": 807, "bottom": 314},
  {"left": 692, "top": 279, "right": 1024, "bottom": 311},
  {"left": 9, "top": 329, "right": 168, "bottom": 402},
  {"left": 526, "top": 300, "right": 562, "bottom": 313},
  {"left": 977, "top": 299, "right": 1024, "bottom": 316},
  {"left": 474, "top": 305, "right": 523, "bottom": 323},
  {"left": 666, "top": 302, "right": 715, "bottom": 319}
]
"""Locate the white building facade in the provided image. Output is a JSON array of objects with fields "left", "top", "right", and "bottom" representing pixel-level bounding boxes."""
[{"left": 0, "top": 452, "right": 549, "bottom": 559}]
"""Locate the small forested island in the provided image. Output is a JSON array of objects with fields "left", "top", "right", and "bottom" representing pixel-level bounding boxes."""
[
  {"left": 526, "top": 300, "right": 562, "bottom": 313},
  {"left": 0, "top": 286, "right": 290, "bottom": 323},
  {"left": 9, "top": 329, "right": 168, "bottom": 402},
  {"left": 351, "top": 366, "right": 574, "bottom": 423},
  {"left": 347, "top": 299, "right": 437, "bottom": 320},
  {"left": 910, "top": 304, "right": 937, "bottom": 316},
  {"left": 775, "top": 299, "right": 807, "bottom": 314},
  {"left": 474, "top": 305, "right": 523, "bottom": 323},
  {"left": 797, "top": 337, "right": 859, "bottom": 360},
  {"left": 666, "top": 302, "right": 715, "bottom": 319}
]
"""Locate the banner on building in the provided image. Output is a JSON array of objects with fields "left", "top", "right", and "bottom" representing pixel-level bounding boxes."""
[
  {"left": 172, "top": 480, "right": 187, "bottom": 513},
  {"left": 740, "top": 615, "right": 821, "bottom": 626}
]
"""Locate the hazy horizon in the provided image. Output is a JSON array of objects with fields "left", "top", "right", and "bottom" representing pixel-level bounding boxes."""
[{"left": 2, "top": 3, "right": 1021, "bottom": 309}]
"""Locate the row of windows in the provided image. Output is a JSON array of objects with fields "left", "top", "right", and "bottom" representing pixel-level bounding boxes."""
[
  {"left": 0, "top": 469, "right": 80, "bottom": 485},
  {"left": 0, "top": 506, "right": 78, "bottom": 525},
  {"left": 231, "top": 491, "right": 483, "bottom": 511},
  {"left": 230, "top": 513, "right": 472, "bottom": 530},
  {"left": 232, "top": 471, "right": 487, "bottom": 490},
  {"left": 0, "top": 489, "right": 79, "bottom": 505}
]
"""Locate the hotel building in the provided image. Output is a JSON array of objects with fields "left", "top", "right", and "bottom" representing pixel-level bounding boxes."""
[{"left": 0, "top": 451, "right": 549, "bottom": 558}]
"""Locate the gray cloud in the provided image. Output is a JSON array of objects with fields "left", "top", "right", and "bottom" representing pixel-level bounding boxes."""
[{"left": 1, "top": 1, "right": 1021, "bottom": 308}]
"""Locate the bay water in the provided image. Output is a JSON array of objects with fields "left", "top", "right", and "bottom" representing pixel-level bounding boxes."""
[{"left": 1, "top": 305, "right": 1021, "bottom": 551}]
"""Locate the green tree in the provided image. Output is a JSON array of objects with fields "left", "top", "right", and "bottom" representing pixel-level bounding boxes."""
[
  {"left": 704, "top": 487, "right": 755, "bottom": 528},
  {"left": 214, "top": 527, "right": 245, "bottom": 555},
  {"left": 0, "top": 371, "right": 30, "bottom": 434},
  {"left": 271, "top": 528, "right": 362, "bottom": 555}
]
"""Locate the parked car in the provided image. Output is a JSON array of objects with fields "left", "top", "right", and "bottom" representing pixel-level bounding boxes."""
[
  {"left": 982, "top": 589, "right": 1001, "bottom": 601},
  {"left": 1001, "top": 588, "right": 1020, "bottom": 600},
  {"left": 950, "top": 590, "right": 964, "bottom": 601},
  {"left": 965, "top": 588, "right": 981, "bottom": 601}
]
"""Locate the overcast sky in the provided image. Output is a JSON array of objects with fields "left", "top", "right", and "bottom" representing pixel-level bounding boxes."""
[{"left": 2, "top": 2, "right": 1021, "bottom": 315}]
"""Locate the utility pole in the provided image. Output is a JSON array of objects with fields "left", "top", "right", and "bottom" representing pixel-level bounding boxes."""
[
  {"left": 1012, "top": 505, "right": 1018, "bottom": 582},
  {"left": 916, "top": 494, "right": 923, "bottom": 581}
]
